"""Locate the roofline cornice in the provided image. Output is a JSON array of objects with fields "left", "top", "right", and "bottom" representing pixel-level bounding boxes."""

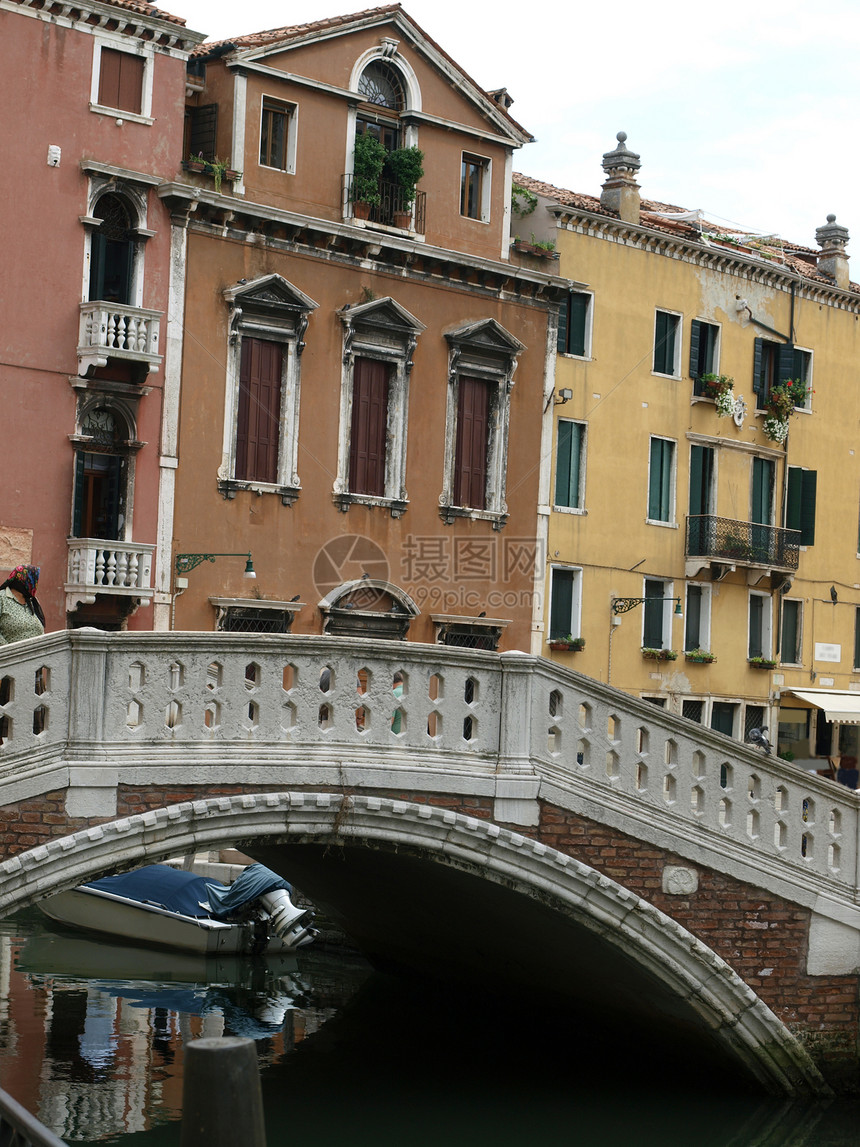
[
  {"left": 551, "top": 204, "right": 860, "bottom": 312},
  {"left": 156, "top": 180, "right": 582, "bottom": 302},
  {"left": 1, "top": 0, "right": 207, "bottom": 50}
]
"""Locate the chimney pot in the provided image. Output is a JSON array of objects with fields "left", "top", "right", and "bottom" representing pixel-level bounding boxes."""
[{"left": 600, "top": 131, "right": 641, "bottom": 225}]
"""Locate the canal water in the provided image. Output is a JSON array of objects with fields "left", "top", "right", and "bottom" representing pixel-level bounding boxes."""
[{"left": 1, "top": 907, "right": 859, "bottom": 1146}]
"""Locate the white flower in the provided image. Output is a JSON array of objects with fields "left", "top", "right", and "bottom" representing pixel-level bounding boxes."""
[
  {"left": 715, "top": 389, "right": 735, "bottom": 417},
  {"left": 763, "top": 416, "right": 789, "bottom": 443}
]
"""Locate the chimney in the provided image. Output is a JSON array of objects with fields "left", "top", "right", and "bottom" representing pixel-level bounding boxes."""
[
  {"left": 815, "top": 214, "right": 850, "bottom": 289},
  {"left": 600, "top": 131, "right": 641, "bottom": 225}
]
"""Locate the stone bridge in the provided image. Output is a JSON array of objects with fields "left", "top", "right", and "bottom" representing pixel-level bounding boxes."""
[{"left": 1, "top": 630, "right": 859, "bottom": 1095}]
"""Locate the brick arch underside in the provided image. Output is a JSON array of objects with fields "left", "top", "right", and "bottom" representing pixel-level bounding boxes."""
[{"left": 0, "top": 791, "right": 828, "bottom": 1097}]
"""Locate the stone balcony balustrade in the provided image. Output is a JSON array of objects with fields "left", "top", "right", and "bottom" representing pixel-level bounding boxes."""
[
  {"left": 65, "top": 539, "right": 155, "bottom": 611},
  {"left": 77, "top": 302, "right": 162, "bottom": 376}
]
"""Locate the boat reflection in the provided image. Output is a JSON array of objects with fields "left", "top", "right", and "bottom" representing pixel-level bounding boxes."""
[{"left": 2, "top": 916, "right": 369, "bottom": 1145}]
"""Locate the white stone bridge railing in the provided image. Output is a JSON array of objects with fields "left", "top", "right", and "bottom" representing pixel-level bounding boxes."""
[{"left": 0, "top": 630, "right": 857, "bottom": 923}]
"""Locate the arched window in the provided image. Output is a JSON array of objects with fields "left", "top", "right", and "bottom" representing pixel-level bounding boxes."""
[
  {"left": 89, "top": 193, "right": 135, "bottom": 304},
  {"left": 358, "top": 60, "right": 405, "bottom": 112},
  {"left": 72, "top": 405, "right": 131, "bottom": 541}
]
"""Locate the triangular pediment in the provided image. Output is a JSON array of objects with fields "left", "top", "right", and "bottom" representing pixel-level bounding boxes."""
[
  {"left": 446, "top": 319, "right": 524, "bottom": 356},
  {"left": 211, "top": 8, "right": 530, "bottom": 146},
  {"left": 339, "top": 296, "right": 425, "bottom": 335},
  {"left": 224, "top": 274, "right": 318, "bottom": 313}
]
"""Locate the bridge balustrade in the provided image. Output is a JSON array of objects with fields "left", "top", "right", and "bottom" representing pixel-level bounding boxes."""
[{"left": 0, "top": 631, "right": 855, "bottom": 907}]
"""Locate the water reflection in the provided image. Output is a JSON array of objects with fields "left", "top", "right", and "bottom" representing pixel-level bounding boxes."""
[{"left": 2, "top": 910, "right": 860, "bottom": 1147}]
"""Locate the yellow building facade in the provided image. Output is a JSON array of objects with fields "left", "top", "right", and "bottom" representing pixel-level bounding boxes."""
[{"left": 521, "top": 135, "right": 860, "bottom": 774}]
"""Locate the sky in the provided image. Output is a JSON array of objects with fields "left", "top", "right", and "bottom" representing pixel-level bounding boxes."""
[{"left": 170, "top": 0, "right": 860, "bottom": 248}]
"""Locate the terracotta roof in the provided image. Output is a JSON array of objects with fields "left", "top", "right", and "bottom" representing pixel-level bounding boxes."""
[
  {"left": 103, "top": 0, "right": 186, "bottom": 25},
  {"left": 194, "top": 4, "right": 531, "bottom": 139},
  {"left": 513, "top": 172, "right": 858, "bottom": 293}
]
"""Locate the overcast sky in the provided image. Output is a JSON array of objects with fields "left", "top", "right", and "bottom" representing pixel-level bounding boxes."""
[{"left": 171, "top": 0, "right": 860, "bottom": 250}]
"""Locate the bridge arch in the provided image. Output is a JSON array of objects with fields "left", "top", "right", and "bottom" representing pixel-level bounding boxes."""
[{"left": 0, "top": 791, "right": 828, "bottom": 1096}]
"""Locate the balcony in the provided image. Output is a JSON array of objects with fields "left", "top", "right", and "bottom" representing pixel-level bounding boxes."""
[
  {"left": 65, "top": 539, "right": 156, "bottom": 611},
  {"left": 686, "top": 515, "right": 800, "bottom": 581},
  {"left": 78, "top": 302, "right": 163, "bottom": 377},
  {"left": 342, "top": 175, "right": 426, "bottom": 235}
]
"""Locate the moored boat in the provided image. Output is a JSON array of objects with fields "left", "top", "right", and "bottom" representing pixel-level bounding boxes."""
[{"left": 38, "top": 862, "right": 318, "bottom": 955}]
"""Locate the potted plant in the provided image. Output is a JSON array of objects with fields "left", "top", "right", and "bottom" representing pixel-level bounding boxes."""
[
  {"left": 685, "top": 649, "right": 717, "bottom": 664},
  {"left": 352, "top": 131, "right": 386, "bottom": 218},
  {"left": 548, "top": 635, "right": 585, "bottom": 651},
  {"left": 512, "top": 234, "right": 556, "bottom": 258},
  {"left": 384, "top": 145, "right": 424, "bottom": 228},
  {"left": 642, "top": 647, "right": 677, "bottom": 661},
  {"left": 699, "top": 373, "right": 735, "bottom": 416},
  {"left": 186, "top": 152, "right": 207, "bottom": 173},
  {"left": 748, "top": 656, "right": 777, "bottom": 669}
]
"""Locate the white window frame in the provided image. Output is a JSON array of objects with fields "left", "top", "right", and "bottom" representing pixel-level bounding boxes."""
[
  {"left": 548, "top": 565, "right": 583, "bottom": 641},
  {"left": 259, "top": 94, "right": 298, "bottom": 174},
  {"left": 646, "top": 435, "right": 677, "bottom": 526},
  {"left": 653, "top": 308, "right": 682, "bottom": 378},
  {"left": 748, "top": 590, "right": 773, "bottom": 661},
  {"left": 793, "top": 346, "right": 814, "bottom": 412},
  {"left": 219, "top": 274, "right": 318, "bottom": 501},
  {"left": 334, "top": 297, "right": 425, "bottom": 516},
  {"left": 683, "top": 582, "right": 712, "bottom": 653},
  {"left": 690, "top": 317, "right": 721, "bottom": 379},
  {"left": 81, "top": 176, "right": 151, "bottom": 310},
  {"left": 90, "top": 38, "right": 154, "bottom": 124},
  {"left": 553, "top": 418, "right": 587, "bottom": 514},
  {"left": 460, "top": 152, "right": 492, "bottom": 223}
]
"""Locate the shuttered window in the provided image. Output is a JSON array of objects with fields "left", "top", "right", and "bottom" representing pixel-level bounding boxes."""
[
  {"left": 684, "top": 585, "right": 703, "bottom": 651},
  {"left": 98, "top": 48, "right": 144, "bottom": 115},
  {"left": 549, "top": 568, "right": 579, "bottom": 640},
  {"left": 454, "top": 376, "right": 489, "bottom": 509},
  {"left": 557, "top": 292, "right": 590, "bottom": 357},
  {"left": 689, "top": 319, "right": 718, "bottom": 387},
  {"left": 187, "top": 104, "right": 217, "bottom": 161},
  {"left": 781, "top": 599, "right": 801, "bottom": 663},
  {"left": 349, "top": 357, "right": 389, "bottom": 497},
  {"left": 643, "top": 579, "right": 666, "bottom": 649},
  {"left": 753, "top": 338, "right": 795, "bottom": 409},
  {"left": 785, "top": 467, "right": 817, "bottom": 546},
  {"left": 648, "top": 437, "right": 674, "bottom": 522},
  {"left": 653, "top": 310, "right": 679, "bottom": 376},
  {"left": 236, "top": 338, "right": 283, "bottom": 483},
  {"left": 555, "top": 420, "right": 584, "bottom": 508}
]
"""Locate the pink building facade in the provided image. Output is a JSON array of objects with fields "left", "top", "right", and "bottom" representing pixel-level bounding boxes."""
[{"left": 0, "top": 0, "right": 204, "bottom": 631}]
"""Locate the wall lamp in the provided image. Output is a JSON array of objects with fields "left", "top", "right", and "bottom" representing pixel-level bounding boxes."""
[
  {"left": 611, "top": 596, "right": 682, "bottom": 616},
  {"left": 175, "top": 552, "right": 256, "bottom": 579},
  {"left": 554, "top": 388, "right": 573, "bottom": 405}
]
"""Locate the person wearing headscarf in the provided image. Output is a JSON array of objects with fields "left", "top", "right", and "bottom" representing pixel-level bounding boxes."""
[{"left": 0, "top": 565, "right": 45, "bottom": 644}]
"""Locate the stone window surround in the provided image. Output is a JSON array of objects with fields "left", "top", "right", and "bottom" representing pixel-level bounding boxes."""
[
  {"left": 333, "top": 297, "right": 425, "bottom": 518},
  {"left": 439, "top": 318, "right": 523, "bottom": 531},
  {"left": 89, "top": 36, "right": 155, "bottom": 125},
  {"left": 219, "top": 274, "right": 319, "bottom": 505}
]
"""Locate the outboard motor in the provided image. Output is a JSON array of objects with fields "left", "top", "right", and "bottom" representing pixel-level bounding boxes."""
[{"left": 259, "top": 888, "right": 317, "bottom": 948}]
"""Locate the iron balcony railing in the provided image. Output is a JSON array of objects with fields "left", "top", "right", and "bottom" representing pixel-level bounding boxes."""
[
  {"left": 686, "top": 515, "right": 801, "bottom": 571},
  {"left": 342, "top": 174, "right": 426, "bottom": 234}
]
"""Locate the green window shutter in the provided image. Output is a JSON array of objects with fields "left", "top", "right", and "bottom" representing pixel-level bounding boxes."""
[
  {"left": 855, "top": 608, "right": 860, "bottom": 669},
  {"left": 781, "top": 600, "right": 799, "bottom": 663},
  {"left": 654, "top": 311, "right": 675, "bottom": 374},
  {"left": 643, "top": 579, "right": 664, "bottom": 648},
  {"left": 800, "top": 469, "right": 816, "bottom": 546},
  {"left": 550, "top": 569, "right": 574, "bottom": 639},
  {"left": 778, "top": 342, "right": 796, "bottom": 385},
  {"left": 568, "top": 293, "right": 588, "bottom": 356},
  {"left": 684, "top": 585, "right": 702, "bottom": 651},
  {"left": 752, "top": 457, "right": 774, "bottom": 525},
  {"left": 749, "top": 595, "right": 764, "bottom": 658},
  {"left": 556, "top": 295, "right": 568, "bottom": 354},
  {"left": 72, "top": 452, "right": 86, "bottom": 538},
  {"left": 689, "top": 320, "right": 702, "bottom": 378},
  {"left": 649, "top": 438, "right": 672, "bottom": 521},
  {"left": 555, "top": 421, "right": 581, "bottom": 508},
  {"left": 752, "top": 338, "right": 764, "bottom": 396},
  {"left": 786, "top": 467, "right": 802, "bottom": 533}
]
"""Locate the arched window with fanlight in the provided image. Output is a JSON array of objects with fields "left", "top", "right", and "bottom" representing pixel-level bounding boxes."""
[{"left": 357, "top": 59, "right": 405, "bottom": 150}]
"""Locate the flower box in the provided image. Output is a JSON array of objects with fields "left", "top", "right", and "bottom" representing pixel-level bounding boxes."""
[
  {"left": 549, "top": 637, "right": 585, "bottom": 652},
  {"left": 748, "top": 658, "right": 777, "bottom": 669},
  {"left": 685, "top": 650, "right": 716, "bottom": 664},
  {"left": 642, "top": 648, "right": 678, "bottom": 661}
]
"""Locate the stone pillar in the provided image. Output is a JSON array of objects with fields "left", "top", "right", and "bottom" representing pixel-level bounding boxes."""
[
  {"left": 815, "top": 214, "right": 850, "bottom": 289},
  {"left": 600, "top": 131, "right": 641, "bottom": 225}
]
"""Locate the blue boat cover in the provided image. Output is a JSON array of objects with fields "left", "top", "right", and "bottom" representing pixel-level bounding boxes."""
[{"left": 84, "top": 864, "right": 291, "bottom": 921}]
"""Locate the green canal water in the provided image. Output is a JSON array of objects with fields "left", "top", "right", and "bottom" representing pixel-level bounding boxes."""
[{"left": 0, "top": 908, "right": 858, "bottom": 1146}]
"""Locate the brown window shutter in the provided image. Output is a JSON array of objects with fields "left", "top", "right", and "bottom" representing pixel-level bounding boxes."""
[
  {"left": 99, "top": 49, "right": 143, "bottom": 114},
  {"left": 236, "top": 338, "right": 282, "bottom": 483},
  {"left": 349, "top": 357, "right": 389, "bottom": 496},
  {"left": 454, "top": 376, "right": 489, "bottom": 509}
]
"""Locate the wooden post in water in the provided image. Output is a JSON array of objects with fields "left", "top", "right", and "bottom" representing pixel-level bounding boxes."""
[{"left": 180, "top": 1036, "right": 266, "bottom": 1147}]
